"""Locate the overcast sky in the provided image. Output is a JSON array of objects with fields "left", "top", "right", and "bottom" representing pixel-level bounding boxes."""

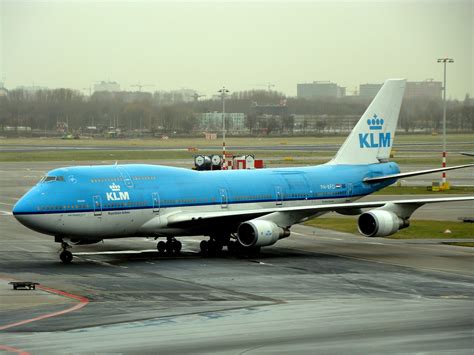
[{"left": 1, "top": 0, "right": 472, "bottom": 99}]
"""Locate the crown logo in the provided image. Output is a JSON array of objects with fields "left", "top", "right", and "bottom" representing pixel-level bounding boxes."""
[
  {"left": 367, "top": 114, "right": 384, "bottom": 130},
  {"left": 109, "top": 183, "right": 121, "bottom": 192}
]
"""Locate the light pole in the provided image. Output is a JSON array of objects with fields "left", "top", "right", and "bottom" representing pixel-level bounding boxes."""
[
  {"left": 437, "top": 57, "right": 454, "bottom": 189},
  {"left": 218, "top": 87, "right": 230, "bottom": 169}
]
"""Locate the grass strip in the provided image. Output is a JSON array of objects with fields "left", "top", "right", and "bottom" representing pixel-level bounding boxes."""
[
  {"left": 442, "top": 242, "right": 474, "bottom": 247},
  {"left": 0, "top": 150, "right": 195, "bottom": 162},
  {"left": 1, "top": 148, "right": 472, "bottom": 166},
  {"left": 0, "top": 149, "right": 328, "bottom": 162},
  {"left": 374, "top": 186, "right": 474, "bottom": 195},
  {"left": 1, "top": 133, "right": 473, "bottom": 147}
]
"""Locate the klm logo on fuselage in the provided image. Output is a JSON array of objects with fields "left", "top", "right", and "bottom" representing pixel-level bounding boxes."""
[
  {"left": 106, "top": 183, "right": 130, "bottom": 201},
  {"left": 358, "top": 114, "right": 391, "bottom": 148}
]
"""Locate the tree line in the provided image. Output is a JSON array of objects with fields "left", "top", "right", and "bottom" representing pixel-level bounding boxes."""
[{"left": 0, "top": 88, "right": 472, "bottom": 136}]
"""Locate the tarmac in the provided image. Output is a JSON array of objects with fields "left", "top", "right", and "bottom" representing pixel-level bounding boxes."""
[{"left": 0, "top": 161, "right": 473, "bottom": 354}]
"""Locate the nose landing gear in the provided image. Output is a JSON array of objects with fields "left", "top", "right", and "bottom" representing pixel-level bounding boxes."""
[{"left": 59, "top": 241, "right": 73, "bottom": 264}]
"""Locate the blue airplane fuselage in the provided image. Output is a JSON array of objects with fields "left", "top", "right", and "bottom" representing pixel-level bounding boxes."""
[{"left": 13, "top": 162, "right": 399, "bottom": 237}]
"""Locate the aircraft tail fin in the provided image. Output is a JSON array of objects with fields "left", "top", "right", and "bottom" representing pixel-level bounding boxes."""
[{"left": 330, "top": 79, "right": 406, "bottom": 165}]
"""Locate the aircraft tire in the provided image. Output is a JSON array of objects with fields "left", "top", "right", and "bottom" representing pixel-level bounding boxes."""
[
  {"left": 207, "top": 240, "right": 218, "bottom": 256},
  {"left": 214, "top": 241, "right": 223, "bottom": 253},
  {"left": 60, "top": 250, "right": 73, "bottom": 264},
  {"left": 157, "top": 241, "right": 166, "bottom": 254},
  {"left": 165, "top": 240, "right": 174, "bottom": 255},
  {"left": 227, "top": 241, "right": 238, "bottom": 255},
  {"left": 200, "top": 240, "right": 208, "bottom": 255},
  {"left": 173, "top": 240, "right": 182, "bottom": 254}
]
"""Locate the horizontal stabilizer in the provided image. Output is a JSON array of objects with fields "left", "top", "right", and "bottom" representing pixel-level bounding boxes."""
[{"left": 363, "top": 164, "right": 474, "bottom": 183}]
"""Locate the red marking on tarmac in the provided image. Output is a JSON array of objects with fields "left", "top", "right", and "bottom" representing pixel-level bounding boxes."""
[
  {"left": 0, "top": 345, "right": 30, "bottom": 354},
  {"left": 0, "top": 285, "right": 89, "bottom": 331}
]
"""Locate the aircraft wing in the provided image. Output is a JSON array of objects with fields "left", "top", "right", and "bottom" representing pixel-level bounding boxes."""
[
  {"left": 364, "top": 164, "right": 474, "bottom": 183},
  {"left": 165, "top": 196, "right": 474, "bottom": 228}
]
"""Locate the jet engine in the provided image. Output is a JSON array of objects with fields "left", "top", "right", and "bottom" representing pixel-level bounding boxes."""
[
  {"left": 237, "top": 220, "right": 290, "bottom": 247},
  {"left": 357, "top": 210, "right": 409, "bottom": 238}
]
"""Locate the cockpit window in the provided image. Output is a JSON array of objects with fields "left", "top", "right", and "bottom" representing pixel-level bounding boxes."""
[{"left": 40, "top": 175, "right": 65, "bottom": 183}]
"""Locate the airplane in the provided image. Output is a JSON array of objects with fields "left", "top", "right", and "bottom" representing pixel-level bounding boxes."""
[{"left": 12, "top": 79, "right": 474, "bottom": 264}]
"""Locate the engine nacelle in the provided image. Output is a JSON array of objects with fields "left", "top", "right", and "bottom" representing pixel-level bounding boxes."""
[
  {"left": 358, "top": 210, "right": 409, "bottom": 238},
  {"left": 237, "top": 220, "right": 290, "bottom": 247}
]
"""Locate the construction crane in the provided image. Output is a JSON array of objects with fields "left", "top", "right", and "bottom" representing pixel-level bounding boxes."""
[
  {"left": 190, "top": 93, "right": 206, "bottom": 102},
  {"left": 131, "top": 83, "right": 155, "bottom": 92},
  {"left": 256, "top": 83, "right": 276, "bottom": 92}
]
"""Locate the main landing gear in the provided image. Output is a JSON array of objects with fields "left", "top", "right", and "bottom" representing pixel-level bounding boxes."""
[
  {"left": 59, "top": 241, "right": 73, "bottom": 264},
  {"left": 199, "top": 234, "right": 261, "bottom": 257},
  {"left": 157, "top": 237, "right": 182, "bottom": 256},
  {"left": 199, "top": 233, "right": 229, "bottom": 256}
]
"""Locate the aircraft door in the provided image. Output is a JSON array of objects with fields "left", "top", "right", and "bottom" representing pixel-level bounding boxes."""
[
  {"left": 152, "top": 192, "right": 160, "bottom": 213},
  {"left": 117, "top": 166, "right": 134, "bottom": 188},
  {"left": 93, "top": 195, "right": 102, "bottom": 216},
  {"left": 219, "top": 189, "right": 228, "bottom": 208},
  {"left": 347, "top": 183, "right": 353, "bottom": 196},
  {"left": 275, "top": 186, "right": 283, "bottom": 206}
]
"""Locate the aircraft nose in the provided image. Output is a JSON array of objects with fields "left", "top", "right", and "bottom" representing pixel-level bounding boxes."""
[
  {"left": 13, "top": 185, "right": 43, "bottom": 216},
  {"left": 12, "top": 197, "right": 26, "bottom": 216},
  {"left": 12, "top": 195, "right": 32, "bottom": 220},
  {"left": 12, "top": 191, "right": 38, "bottom": 220},
  {"left": 12, "top": 192, "right": 48, "bottom": 234}
]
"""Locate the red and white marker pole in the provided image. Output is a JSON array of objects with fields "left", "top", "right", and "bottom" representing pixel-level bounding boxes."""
[
  {"left": 442, "top": 151, "right": 447, "bottom": 185},
  {"left": 437, "top": 57, "right": 454, "bottom": 189},
  {"left": 218, "top": 86, "right": 229, "bottom": 170},
  {"left": 222, "top": 140, "right": 226, "bottom": 170}
]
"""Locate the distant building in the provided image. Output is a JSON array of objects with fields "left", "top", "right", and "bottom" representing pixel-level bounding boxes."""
[
  {"left": 0, "top": 81, "right": 7, "bottom": 97},
  {"left": 405, "top": 80, "right": 442, "bottom": 99},
  {"left": 247, "top": 101, "right": 290, "bottom": 134},
  {"left": 358, "top": 80, "right": 442, "bottom": 100},
  {"left": 297, "top": 81, "right": 346, "bottom": 99},
  {"left": 172, "top": 88, "right": 198, "bottom": 103},
  {"left": 464, "top": 95, "right": 474, "bottom": 107},
  {"left": 154, "top": 89, "right": 198, "bottom": 104},
  {"left": 250, "top": 103, "right": 289, "bottom": 117},
  {"left": 359, "top": 83, "right": 383, "bottom": 98},
  {"left": 197, "top": 112, "right": 246, "bottom": 132},
  {"left": 94, "top": 81, "right": 120, "bottom": 93}
]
